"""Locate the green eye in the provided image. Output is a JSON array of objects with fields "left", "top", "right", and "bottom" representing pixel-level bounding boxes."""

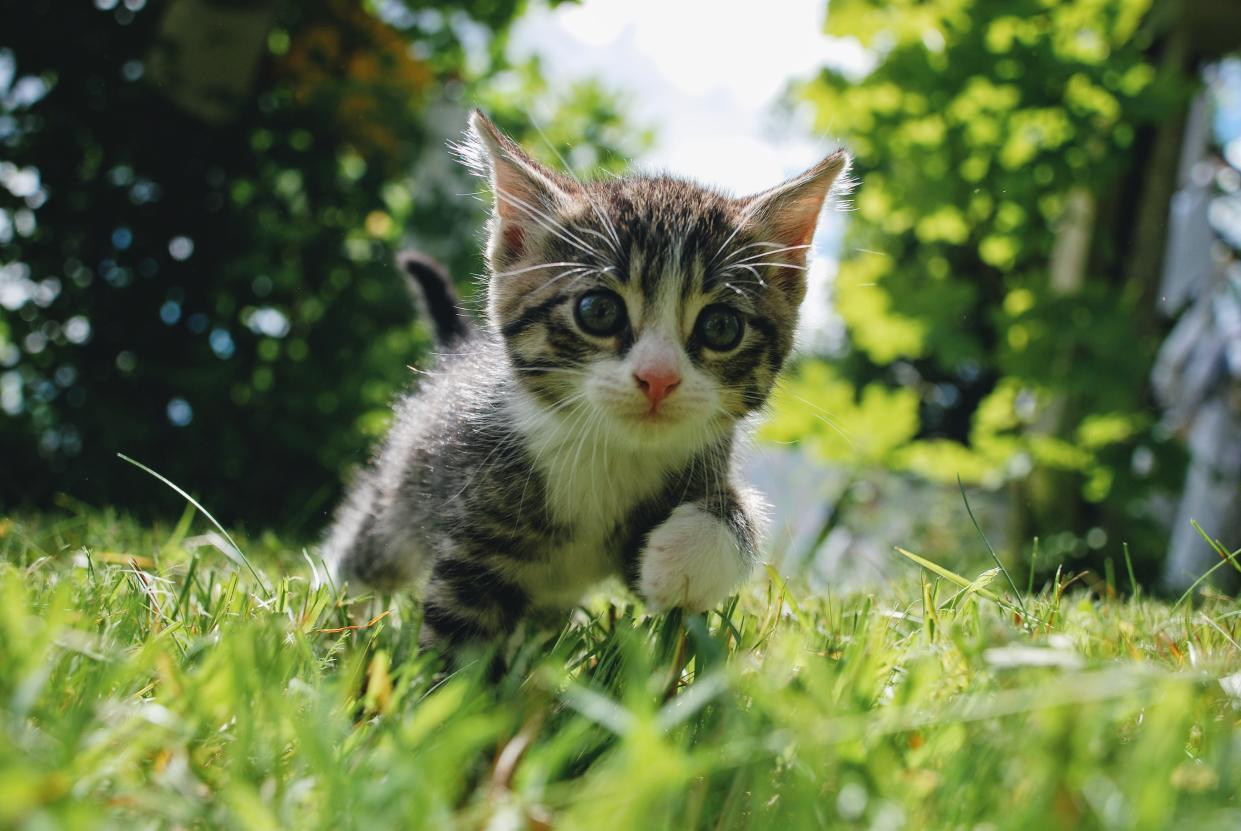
[
  {"left": 695, "top": 305, "right": 744, "bottom": 351},
  {"left": 575, "top": 290, "right": 627, "bottom": 336}
]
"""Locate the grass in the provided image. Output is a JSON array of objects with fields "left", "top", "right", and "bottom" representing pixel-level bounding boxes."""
[{"left": 1, "top": 507, "right": 1240, "bottom": 830}]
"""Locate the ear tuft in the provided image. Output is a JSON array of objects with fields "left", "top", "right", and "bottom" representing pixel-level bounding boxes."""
[
  {"left": 455, "top": 110, "right": 578, "bottom": 265},
  {"left": 467, "top": 109, "right": 515, "bottom": 168}
]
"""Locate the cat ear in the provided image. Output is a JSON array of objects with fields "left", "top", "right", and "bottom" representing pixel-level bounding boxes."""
[
  {"left": 465, "top": 110, "right": 580, "bottom": 265},
  {"left": 741, "top": 149, "right": 851, "bottom": 256}
]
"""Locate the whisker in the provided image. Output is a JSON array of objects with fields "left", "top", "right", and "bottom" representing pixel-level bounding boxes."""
[
  {"left": 714, "top": 239, "right": 785, "bottom": 271},
  {"left": 735, "top": 261, "right": 808, "bottom": 272},
  {"left": 729, "top": 243, "right": 811, "bottom": 262},
  {"left": 782, "top": 390, "right": 856, "bottom": 450},
  {"left": 493, "top": 260, "right": 593, "bottom": 279},
  {"left": 578, "top": 226, "right": 621, "bottom": 257},
  {"left": 524, "top": 114, "right": 625, "bottom": 257},
  {"left": 710, "top": 224, "right": 749, "bottom": 271},
  {"left": 540, "top": 266, "right": 597, "bottom": 291},
  {"left": 719, "top": 263, "right": 766, "bottom": 287},
  {"left": 495, "top": 189, "right": 602, "bottom": 260}
]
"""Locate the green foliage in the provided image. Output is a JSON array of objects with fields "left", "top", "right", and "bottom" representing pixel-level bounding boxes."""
[
  {"left": 777, "top": 0, "right": 1198, "bottom": 569},
  {"left": 761, "top": 361, "right": 920, "bottom": 468},
  {"left": 3, "top": 509, "right": 1240, "bottom": 828},
  {"left": 0, "top": 2, "right": 648, "bottom": 531}
]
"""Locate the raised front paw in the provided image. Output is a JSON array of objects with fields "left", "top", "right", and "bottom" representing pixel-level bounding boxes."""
[{"left": 638, "top": 504, "right": 751, "bottom": 613}]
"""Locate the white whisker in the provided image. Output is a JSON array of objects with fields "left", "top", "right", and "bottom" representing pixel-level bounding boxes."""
[
  {"left": 782, "top": 389, "right": 856, "bottom": 450},
  {"left": 710, "top": 221, "right": 750, "bottom": 269},
  {"left": 735, "top": 261, "right": 808, "bottom": 272},
  {"left": 727, "top": 243, "right": 811, "bottom": 265},
  {"left": 493, "top": 260, "right": 593, "bottom": 279},
  {"left": 495, "top": 189, "right": 602, "bottom": 261},
  {"left": 721, "top": 263, "right": 765, "bottom": 287}
]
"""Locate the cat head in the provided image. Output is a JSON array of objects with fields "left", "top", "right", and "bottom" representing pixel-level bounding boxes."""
[{"left": 462, "top": 111, "right": 849, "bottom": 450}]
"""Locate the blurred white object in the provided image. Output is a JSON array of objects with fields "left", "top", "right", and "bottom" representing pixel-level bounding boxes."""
[{"left": 1156, "top": 71, "right": 1241, "bottom": 591}]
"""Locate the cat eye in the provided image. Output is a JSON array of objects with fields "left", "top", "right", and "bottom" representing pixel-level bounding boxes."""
[
  {"left": 574, "top": 290, "right": 627, "bottom": 337},
  {"left": 695, "top": 305, "right": 745, "bottom": 352}
]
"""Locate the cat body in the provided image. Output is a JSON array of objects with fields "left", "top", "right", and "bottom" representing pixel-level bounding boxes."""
[{"left": 323, "top": 112, "right": 848, "bottom": 650}]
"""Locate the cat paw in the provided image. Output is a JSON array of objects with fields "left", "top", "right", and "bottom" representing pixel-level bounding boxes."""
[{"left": 638, "top": 504, "right": 750, "bottom": 613}]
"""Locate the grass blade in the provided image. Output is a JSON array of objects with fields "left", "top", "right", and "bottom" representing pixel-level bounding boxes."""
[
  {"left": 117, "top": 452, "right": 271, "bottom": 593},
  {"left": 894, "top": 547, "right": 1008, "bottom": 608},
  {"left": 958, "top": 476, "right": 1026, "bottom": 612},
  {"left": 1173, "top": 540, "right": 1241, "bottom": 610},
  {"left": 1122, "top": 542, "right": 1139, "bottom": 598},
  {"left": 1191, "top": 519, "right": 1241, "bottom": 573}
]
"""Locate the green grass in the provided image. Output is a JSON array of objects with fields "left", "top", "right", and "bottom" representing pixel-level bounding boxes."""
[{"left": 2, "top": 508, "right": 1239, "bottom": 830}]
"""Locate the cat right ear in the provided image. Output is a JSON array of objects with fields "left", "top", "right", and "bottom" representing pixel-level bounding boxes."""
[{"left": 463, "top": 111, "right": 579, "bottom": 265}]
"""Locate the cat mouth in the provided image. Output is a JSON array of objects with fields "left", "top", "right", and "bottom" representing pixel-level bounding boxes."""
[
  {"left": 622, "top": 406, "right": 687, "bottom": 427},
  {"left": 594, "top": 393, "right": 705, "bottom": 432}
]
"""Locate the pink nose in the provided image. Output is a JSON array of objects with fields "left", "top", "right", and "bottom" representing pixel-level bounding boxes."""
[{"left": 634, "top": 367, "right": 681, "bottom": 409}]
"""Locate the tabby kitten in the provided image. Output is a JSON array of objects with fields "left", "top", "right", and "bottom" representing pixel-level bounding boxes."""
[{"left": 323, "top": 111, "right": 848, "bottom": 652}]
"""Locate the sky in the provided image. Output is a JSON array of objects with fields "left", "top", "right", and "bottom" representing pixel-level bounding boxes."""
[
  {"left": 507, "top": 2, "right": 880, "bottom": 566},
  {"left": 510, "top": 0, "right": 870, "bottom": 193},
  {"left": 508, "top": 0, "right": 874, "bottom": 349}
]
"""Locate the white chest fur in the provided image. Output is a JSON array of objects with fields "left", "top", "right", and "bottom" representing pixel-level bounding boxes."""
[{"left": 507, "top": 392, "right": 694, "bottom": 607}]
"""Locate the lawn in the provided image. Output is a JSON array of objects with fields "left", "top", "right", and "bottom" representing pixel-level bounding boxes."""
[{"left": 1, "top": 506, "right": 1239, "bottom": 830}]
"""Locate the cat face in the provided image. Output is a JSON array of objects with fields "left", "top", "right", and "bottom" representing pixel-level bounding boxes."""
[{"left": 464, "top": 112, "right": 848, "bottom": 450}]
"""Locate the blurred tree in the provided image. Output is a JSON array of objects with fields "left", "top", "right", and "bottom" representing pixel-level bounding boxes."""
[
  {"left": 0, "top": 0, "right": 647, "bottom": 533},
  {"left": 771, "top": 0, "right": 1241, "bottom": 579}
]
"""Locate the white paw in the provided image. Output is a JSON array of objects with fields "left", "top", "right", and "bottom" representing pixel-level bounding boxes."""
[{"left": 638, "top": 504, "right": 751, "bottom": 613}]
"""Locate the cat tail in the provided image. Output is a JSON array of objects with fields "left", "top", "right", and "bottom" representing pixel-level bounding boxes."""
[{"left": 397, "top": 249, "right": 472, "bottom": 346}]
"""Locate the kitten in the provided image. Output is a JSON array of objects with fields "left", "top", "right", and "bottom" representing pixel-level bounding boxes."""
[{"left": 323, "top": 111, "right": 849, "bottom": 652}]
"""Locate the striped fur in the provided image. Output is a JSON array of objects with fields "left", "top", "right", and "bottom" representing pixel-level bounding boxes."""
[{"left": 323, "top": 112, "right": 849, "bottom": 657}]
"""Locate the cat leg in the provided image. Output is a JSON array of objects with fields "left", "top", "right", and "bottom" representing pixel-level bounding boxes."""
[
  {"left": 321, "top": 475, "right": 419, "bottom": 592},
  {"left": 637, "top": 487, "right": 765, "bottom": 614},
  {"left": 418, "top": 557, "right": 530, "bottom": 657}
]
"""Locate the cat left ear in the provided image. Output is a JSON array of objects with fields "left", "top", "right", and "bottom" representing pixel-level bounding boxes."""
[
  {"left": 465, "top": 110, "right": 581, "bottom": 266},
  {"left": 741, "top": 149, "right": 851, "bottom": 256}
]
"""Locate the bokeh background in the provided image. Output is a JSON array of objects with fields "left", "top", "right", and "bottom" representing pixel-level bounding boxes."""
[{"left": 2, "top": 0, "right": 1239, "bottom": 591}]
